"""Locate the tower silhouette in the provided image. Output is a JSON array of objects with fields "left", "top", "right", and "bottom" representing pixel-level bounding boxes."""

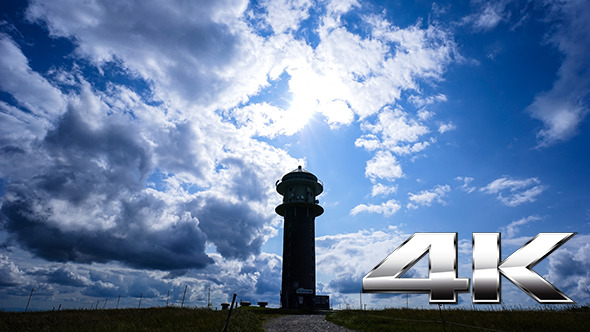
[{"left": 275, "top": 166, "right": 323, "bottom": 309}]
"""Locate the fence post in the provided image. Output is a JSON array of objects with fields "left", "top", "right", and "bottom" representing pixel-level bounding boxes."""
[
  {"left": 25, "top": 288, "right": 34, "bottom": 312},
  {"left": 181, "top": 285, "right": 187, "bottom": 308},
  {"left": 360, "top": 291, "right": 362, "bottom": 310},
  {"left": 222, "top": 293, "right": 237, "bottom": 332}
]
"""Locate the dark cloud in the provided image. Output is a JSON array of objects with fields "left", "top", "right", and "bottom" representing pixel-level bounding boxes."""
[
  {"left": 228, "top": 254, "right": 282, "bottom": 301},
  {"left": 191, "top": 195, "right": 267, "bottom": 260},
  {"left": 1, "top": 89, "right": 279, "bottom": 272},
  {"left": 2, "top": 195, "right": 209, "bottom": 270},
  {"left": 153, "top": 122, "right": 208, "bottom": 179},
  {"left": 83, "top": 282, "right": 121, "bottom": 298},
  {"left": 328, "top": 273, "right": 362, "bottom": 294},
  {"left": 40, "top": 104, "right": 151, "bottom": 202},
  {"left": 221, "top": 157, "right": 267, "bottom": 202},
  {"left": 0, "top": 102, "right": 217, "bottom": 270},
  {"left": 547, "top": 249, "right": 587, "bottom": 279},
  {"left": 43, "top": 266, "right": 89, "bottom": 287},
  {"left": 253, "top": 254, "right": 281, "bottom": 295},
  {"left": 162, "top": 270, "right": 188, "bottom": 279}
]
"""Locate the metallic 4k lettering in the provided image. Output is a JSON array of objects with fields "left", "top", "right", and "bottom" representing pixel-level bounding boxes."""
[{"left": 362, "top": 233, "right": 575, "bottom": 304}]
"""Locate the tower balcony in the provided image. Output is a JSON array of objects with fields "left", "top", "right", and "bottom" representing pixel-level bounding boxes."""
[
  {"left": 275, "top": 166, "right": 324, "bottom": 217},
  {"left": 275, "top": 201, "right": 324, "bottom": 217}
]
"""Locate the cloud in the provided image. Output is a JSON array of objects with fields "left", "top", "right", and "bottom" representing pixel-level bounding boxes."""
[
  {"left": 2, "top": 192, "right": 213, "bottom": 270},
  {"left": 260, "top": 0, "right": 312, "bottom": 34},
  {"left": 437, "top": 121, "right": 456, "bottom": 134},
  {"left": 545, "top": 234, "right": 590, "bottom": 303},
  {"left": 0, "top": 0, "right": 455, "bottom": 282},
  {"left": 407, "top": 184, "right": 450, "bottom": 209},
  {"left": 187, "top": 194, "right": 268, "bottom": 260},
  {"left": 316, "top": 226, "right": 408, "bottom": 294},
  {"left": 499, "top": 215, "right": 541, "bottom": 239},
  {"left": 461, "top": 0, "right": 589, "bottom": 146},
  {"left": 1, "top": 0, "right": 542, "bottom": 310},
  {"left": 26, "top": 0, "right": 269, "bottom": 110},
  {"left": 417, "top": 109, "right": 435, "bottom": 121},
  {"left": 328, "top": 273, "right": 361, "bottom": 294},
  {"left": 526, "top": 0, "right": 590, "bottom": 146},
  {"left": 371, "top": 183, "right": 397, "bottom": 197},
  {"left": 389, "top": 141, "right": 432, "bottom": 156},
  {"left": 310, "top": 7, "right": 457, "bottom": 160},
  {"left": 326, "top": 0, "right": 359, "bottom": 15},
  {"left": 480, "top": 176, "right": 545, "bottom": 206},
  {"left": 364, "top": 150, "right": 404, "bottom": 182},
  {"left": 350, "top": 199, "right": 401, "bottom": 217},
  {"left": 455, "top": 176, "right": 476, "bottom": 193},
  {"left": 0, "top": 254, "right": 26, "bottom": 287},
  {"left": 355, "top": 106, "right": 434, "bottom": 160},
  {"left": 0, "top": 78, "right": 294, "bottom": 270},
  {"left": 358, "top": 107, "right": 430, "bottom": 152},
  {"left": 408, "top": 93, "right": 447, "bottom": 108},
  {"left": 0, "top": 33, "right": 65, "bottom": 119},
  {"left": 472, "top": 5, "right": 504, "bottom": 31},
  {"left": 45, "top": 265, "right": 91, "bottom": 288},
  {"left": 0, "top": 247, "right": 284, "bottom": 307},
  {"left": 463, "top": 1, "right": 510, "bottom": 32},
  {"left": 248, "top": 0, "right": 455, "bottom": 138},
  {"left": 529, "top": 96, "right": 588, "bottom": 146}
]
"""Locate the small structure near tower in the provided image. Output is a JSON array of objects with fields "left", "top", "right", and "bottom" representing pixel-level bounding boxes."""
[{"left": 275, "top": 166, "right": 324, "bottom": 309}]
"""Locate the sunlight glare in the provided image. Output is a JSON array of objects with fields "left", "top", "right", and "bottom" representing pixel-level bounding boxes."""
[{"left": 283, "top": 67, "right": 351, "bottom": 134}]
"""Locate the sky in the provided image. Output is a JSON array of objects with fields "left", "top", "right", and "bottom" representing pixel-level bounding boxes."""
[{"left": 0, "top": 0, "right": 589, "bottom": 311}]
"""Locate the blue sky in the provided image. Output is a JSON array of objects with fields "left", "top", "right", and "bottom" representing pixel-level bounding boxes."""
[{"left": 1, "top": 0, "right": 589, "bottom": 311}]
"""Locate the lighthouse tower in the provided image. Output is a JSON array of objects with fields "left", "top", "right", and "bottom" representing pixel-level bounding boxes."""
[{"left": 275, "top": 166, "right": 323, "bottom": 309}]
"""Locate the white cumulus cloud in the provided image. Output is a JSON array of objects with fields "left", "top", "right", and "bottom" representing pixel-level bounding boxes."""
[
  {"left": 371, "top": 183, "right": 398, "bottom": 197},
  {"left": 350, "top": 199, "right": 401, "bottom": 217},
  {"left": 364, "top": 150, "right": 404, "bottom": 182}
]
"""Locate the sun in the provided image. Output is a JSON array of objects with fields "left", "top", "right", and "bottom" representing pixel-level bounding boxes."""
[
  {"left": 283, "top": 95, "right": 317, "bottom": 135},
  {"left": 281, "top": 66, "right": 353, "bottom": 134}
]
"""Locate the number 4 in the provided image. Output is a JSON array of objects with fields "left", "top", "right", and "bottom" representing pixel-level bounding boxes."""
[{"left": 363, "top": 233, "right": 469, "bottom": 303}]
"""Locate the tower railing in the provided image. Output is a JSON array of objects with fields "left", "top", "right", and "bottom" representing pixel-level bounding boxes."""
[{"left": 275, "top": 178, "right": 323, "bottom": 188}]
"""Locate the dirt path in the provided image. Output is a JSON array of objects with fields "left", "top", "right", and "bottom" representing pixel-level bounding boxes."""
[{"left": 263, "top": 314, "right": 356, "bottom": 332}]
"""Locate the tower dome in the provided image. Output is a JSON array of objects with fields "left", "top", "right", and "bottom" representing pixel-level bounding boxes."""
[{"left": 275, "top": 165, "right": 323, "bottom": 217}]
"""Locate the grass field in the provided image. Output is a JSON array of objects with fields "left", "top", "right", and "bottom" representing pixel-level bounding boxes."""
[
  {"left": 1, "top": 306, "right": 588, "bottom": 331},
  {"left": 0, "top": 307, "right": 267, "bottom": 332},
  {"left": 325, "top": 306, "right": 590, "bottom": 332}
]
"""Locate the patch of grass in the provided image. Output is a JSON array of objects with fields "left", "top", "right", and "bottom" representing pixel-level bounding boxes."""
[
  {"left": 325, "top": 306, "right": 590, "bottom": 332},
  {"left": 0, "top": 307, "right": 263, "bottom": 332}
]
